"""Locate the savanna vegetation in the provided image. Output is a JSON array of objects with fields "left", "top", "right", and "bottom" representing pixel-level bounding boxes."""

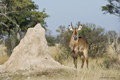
[
  {"left": 54, "top": 22, "right": 120, "bottom": 69},
  {"left": 0, "top": 0, "right": 120, "bottom": 70},
  {"left": 0, "top": 0, "right": 120, "bottom": 80}
]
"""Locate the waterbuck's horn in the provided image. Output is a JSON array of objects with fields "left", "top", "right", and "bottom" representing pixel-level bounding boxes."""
[
  {"left": 71, "top": 22, "right": 73, "bottom": 28},
  {"left": 78, "top": 21, "right": 80, "bottom": 27}
]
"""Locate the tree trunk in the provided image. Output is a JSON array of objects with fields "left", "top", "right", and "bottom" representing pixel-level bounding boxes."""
[
  {"left": 17, "top": 32, "right": 20, "bottom": 40},
  {"left": 8, "top": 27, "right": 11, "bottom": 37}
]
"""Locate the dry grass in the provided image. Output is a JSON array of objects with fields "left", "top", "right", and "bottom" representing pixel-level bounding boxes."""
[
  {"left": 59, "top": 58, "right": 120, "bottom": 80},
  {"left": 48, "top": 46, "right": 120, "bottom": 80},
  {"left": 0, "top": 45, "right": 9, "bottom": 65},
  {"left": 0, "top": 56, "right": 9, "bottom": 65},
  {"left": 0, "top": 46, "right": 120, "bottom": 80},
  {"left": 0, "top": 66, "right": 119, "bottom": 80}
]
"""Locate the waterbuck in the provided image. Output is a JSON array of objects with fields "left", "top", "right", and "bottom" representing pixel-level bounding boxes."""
[{"left": 68, "top": 22, "right": 89, "bottom": 68}]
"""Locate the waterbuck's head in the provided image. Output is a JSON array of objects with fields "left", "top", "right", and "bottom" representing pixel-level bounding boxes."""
[{"left": 68, "top": 22, "right": 82, "bottom": 41}]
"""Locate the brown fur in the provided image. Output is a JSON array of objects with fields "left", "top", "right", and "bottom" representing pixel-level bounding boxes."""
[{"left": 69, "top": 28, "right": 89, "bottom": 68}]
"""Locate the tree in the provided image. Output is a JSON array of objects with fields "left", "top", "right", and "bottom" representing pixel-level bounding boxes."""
[
  {"left": 46, "top": 30, "right": 56, "bottom": 46},
  {"left": 0, "top": 0, "right": 49, "bottom": 55},
  {"left": 102, "top": 0, "right": 120, "bottom": 17},
  {"left": 102, "top": 0, "right": 120, "bottom": 53},
  {"left": 0, "top": 0, "right": 49, "bottom": 36},
  {"left": 56, "top": 25, "right": 66, "bottom": 43},
  {"left": 107, "top": 30, "right": 117, "bottom": 43}
]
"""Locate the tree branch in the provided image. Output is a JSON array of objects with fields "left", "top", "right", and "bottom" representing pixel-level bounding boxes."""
[
  {"left": 0, "top": 22, "right": 9, "bottom": 27},
  {"left": 0, "top": 13, "right": 19, "bottom": 28},
  {"left": 5, "top": 11, "right": 16, "bottom": 15}
]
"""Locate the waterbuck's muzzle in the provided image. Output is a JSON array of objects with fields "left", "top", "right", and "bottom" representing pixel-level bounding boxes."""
[{"left": 74, "top": 35, "right": 77, "bottom": 40}]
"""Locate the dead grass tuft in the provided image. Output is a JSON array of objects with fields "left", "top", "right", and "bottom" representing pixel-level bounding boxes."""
[{"left": 0, "top": 56, "right": 9, "bottom": 65}]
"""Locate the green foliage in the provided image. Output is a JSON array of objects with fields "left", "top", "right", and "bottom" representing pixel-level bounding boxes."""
[
  {"left": 102, "top": 0, "right": 120, "bottom": 17},
  {"left": 5, "top": 37, "right": 12, "bottom": 55},
  {"left": 118, "top": 40, "right": 120, "bottom": 44},
  {"left": 46, "top": 30, "right": 56, "bottom": 46},
  {"left": 56, "top": 25, "right": 71, "bottom": 57},
  {"left": 118, "top": 36, "right": 120, "bottom": 44},
  {"left": 46, "top": 35, "right": 56, "bottom": 46},
  {"left": 0, "top": 0, "right": 49, "bottom": 55},
  {"left": 5, "top": 31, "right": 20, "bottom": 56},
  {"left": 5, "top": 29, "right": 20, "bottom": 55},
  {"left": 56, "top": 25, "right": 71, "bottom": 49},
  {"left": 0, "top": 0, "right": 49, "bottom": 35}
]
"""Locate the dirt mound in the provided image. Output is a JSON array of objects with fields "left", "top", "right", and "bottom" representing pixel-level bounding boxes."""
[{"left": 0, "top": 23, "right": 62, "bottom": 72}]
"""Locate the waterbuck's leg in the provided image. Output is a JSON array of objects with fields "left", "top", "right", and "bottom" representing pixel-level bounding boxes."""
[
  {"left": 73, "top": 57, "right": 77, "bottom": 68},
  {"left": 83, "top": 49, "right": 88, "bottom": 68},
  {"left": 71, "top": 51, "right": 78, "bottom": 68},
  {"left": 81, "top": 55, "right": 85, "bottom": 68},
  {"left": 86, "top": 58, "right": 88, "bottom": 68}
]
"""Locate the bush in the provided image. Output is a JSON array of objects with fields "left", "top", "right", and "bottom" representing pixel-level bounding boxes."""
[
  {"left": 5, "top": 35, "right": 20, "bottom": 56},
  {"left": 80, "top": 24, "right": 108, "bottom": 58},
  {"left": 54, "top": 46, "right": 70, "bottom": 64},
  {"left": 46, "top": 35, "right": 56, "bottom": 46},
  {"left": 100, "top": 56, "right": 120, "bottom": 69}
]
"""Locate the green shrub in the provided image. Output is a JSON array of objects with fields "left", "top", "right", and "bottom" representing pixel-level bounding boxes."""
[
  {"left": 46, "top": 35, "right": 56, "bottom": 46},
  {"left": 5, "top": 35, "right": 20, "bottom": 56}
]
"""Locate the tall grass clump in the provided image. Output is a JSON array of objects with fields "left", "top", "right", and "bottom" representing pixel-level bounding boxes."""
[{"left": 100, "top": 55, "right": 120, "bottom": 69}]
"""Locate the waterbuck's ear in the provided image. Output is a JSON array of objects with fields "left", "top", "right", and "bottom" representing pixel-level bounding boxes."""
[
  {"left": 68, "top": 25, "right": 73, "bottom": 31},
  {"left": 78, "top": 26, "right": 82, "bottom": 31}
]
